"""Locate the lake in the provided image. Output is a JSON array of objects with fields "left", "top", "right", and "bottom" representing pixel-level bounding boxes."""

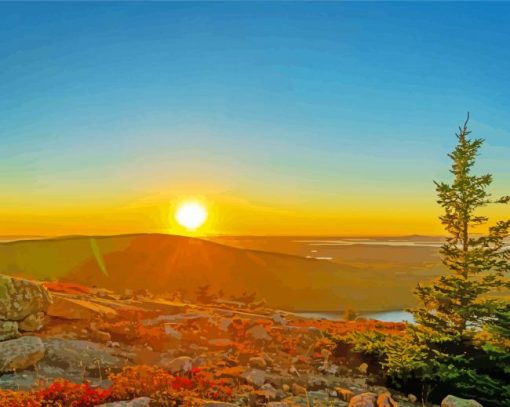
[{"left": 297, "top": 309, "right": 414, "bottom": 323}]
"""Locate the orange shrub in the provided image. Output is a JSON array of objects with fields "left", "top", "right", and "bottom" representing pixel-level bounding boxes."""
[
  {"left": 280, "top": 336, "right": 300, "bottom": 355},
  {"left": 229, "top": 318, "right": 250, "bottom": 339},
  {"left": 314, "top": 337, "right": 336, "bottom": 352},
  {"left": 0, "top": 366, "right": 236, "bottom": 406},
  {"left": 291, "top": 319, "right": 405, "bottom": 337},
  {"left": 109, "top": 365, "right": 234, "bottom": 404},
  {"left": 99, "top": 320, "right": 167, "bottom": 351},
  {"left": 0, "top": 390, "right": 42, "bottom": 407},
  {"left": 109, "top": 366, "right": 176, "bottom": 402}
]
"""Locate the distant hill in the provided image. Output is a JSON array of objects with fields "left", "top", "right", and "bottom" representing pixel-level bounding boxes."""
[
  {"left": 0, "top": 233, "right": 445, "bottom": 312},
  {"left": 206, "top": 235, "right": 443, "bottom": 264}
]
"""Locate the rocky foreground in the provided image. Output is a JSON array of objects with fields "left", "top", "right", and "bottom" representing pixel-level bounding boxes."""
[{"left": 0, "top": 276, "right": 481, "bottom": 407}]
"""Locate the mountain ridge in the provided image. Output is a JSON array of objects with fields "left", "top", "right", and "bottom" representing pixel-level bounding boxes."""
[{"left": 0, "top": 233, "right": 428, "bottom": 312}]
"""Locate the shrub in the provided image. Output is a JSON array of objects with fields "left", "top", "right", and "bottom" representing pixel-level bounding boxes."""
[
  {"left": 0, "top": 390, "right": 42, "bottom": 407},
  {"left": 0, "top": 380, "right": 111, "bottom": 407},
  {"left": 108, "top": 365, "right": 179, "bottom": 404},
  {"left": 109, "top": 365, "right": 234, "bottom": 404},
  {"left": 37, "top": 380, "right": 112, "bottom": 406},
  {"left": 0, "top": 365, "right": 236, "bottom": 406},
  {"left": 99, "top": 320, "right": 167, "bottom": 351}
]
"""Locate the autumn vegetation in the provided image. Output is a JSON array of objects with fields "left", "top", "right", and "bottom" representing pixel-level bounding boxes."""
[{"left": 0, "top": 365, "right": 234, "bottom": 407}]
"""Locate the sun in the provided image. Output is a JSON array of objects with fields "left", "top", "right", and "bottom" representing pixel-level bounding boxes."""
[{"left": 174, "top": 201, "right": 208, "bottom": 231}]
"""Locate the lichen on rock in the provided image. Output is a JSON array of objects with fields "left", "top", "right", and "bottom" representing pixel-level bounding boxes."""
[{"left": 0, "top": 276, "right": 52, "bottom": 321}]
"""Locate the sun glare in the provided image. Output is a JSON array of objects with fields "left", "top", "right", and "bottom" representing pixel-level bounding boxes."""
[{"left": 175, "top": 201, "right": 208, "bottom": 231}]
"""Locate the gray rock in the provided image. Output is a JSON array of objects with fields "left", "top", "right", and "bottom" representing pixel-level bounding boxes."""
[
  {"left": 141, "top": 312, "right": 208, "bottom": 327},
  {"left": 0, "top": 370, "right": 39, "bottom": 390},
  {"left": 98, "top": 397, "right": 152, "bottom": 407},
  {"left": 48, "top": 294, "right": 117, "bottom": 320},
  {"left": 43, "top": 338, "right": 127, "bottom": 372},
  {"left": 0, "top": 276, "right": 52, "bottom": 321},
  {"left": 246, "top": 325, "right": 271, "bottom": 341},
  {"left": 441, "top": 395, "right": 483, "bottom": 407},
  {"left": 291, "top": 383, "right": 307, "bottom": 396},
  {"left": 158, "top": 355, "right": 192, "bottom": 373},
  {"left": 242, "top": 368, "right": 267, "bottom": 387},
  {"left": 163, "top": 323, "right": 183, "bottom": 341},
  {"left": 19, "top": 312, "right": 46, "bottom": 332},
  {"left": 0, "top": 336, "right": 45, "bottom": 372},
  {"left": 0, "top": 321, "right": 20, "bottom": 341},
  {"left": 249, "top": 356, "right": 267, "bottom": 369},
  {"left": 272, "top": 312, "right": 287, "bottom": 325}
]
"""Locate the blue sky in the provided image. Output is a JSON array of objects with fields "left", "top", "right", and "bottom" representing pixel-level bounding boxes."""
[{"left": 1, "top": 2, "right": 509, "bottom": 235}]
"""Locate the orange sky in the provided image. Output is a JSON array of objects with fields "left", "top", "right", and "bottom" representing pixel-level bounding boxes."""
[
  {"left": 2, "top": 4, "right": 510, "bottom": 238},
  {"left": 2, "top": 190, "right": 509, "bottom": 238}
]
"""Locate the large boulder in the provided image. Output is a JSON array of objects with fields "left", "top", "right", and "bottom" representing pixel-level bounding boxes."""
[
  {"left": 43, "top": 338, "right": 127, "bottom": 372},
  {"left": 48, "top": 294, "right": 117, "bottom": 320},
  {"left": 0, "top": 336, "right": 45, "bottom": 372},
  {"left": 441, "top": 395, "right": 483, "bottom": 407},
  {"left": 0, "top": 275, "right": 52, "bottom": 321}
]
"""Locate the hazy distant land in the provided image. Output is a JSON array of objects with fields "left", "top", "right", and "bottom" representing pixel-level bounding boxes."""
[{"left": 0, "top": 233, "right": 467, "bottom": 313}]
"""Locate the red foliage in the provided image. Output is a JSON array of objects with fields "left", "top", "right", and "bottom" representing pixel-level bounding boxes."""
[
  {"left": 0, "top": 366, "right": 236, "bottom": 406},
  {"left": 36, "top": 380, "right": 111, "bottom": 406},
  {"left": 0, "top": 380, "right": 111, "bottom": 407},
  {"left": 109, "top": 365, "right": 234, "bottom": 404}
]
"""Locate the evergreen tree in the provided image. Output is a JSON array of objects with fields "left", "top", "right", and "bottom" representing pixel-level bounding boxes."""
[
  {"left": 383, "top": 115, "right": 510, "bottom": 405},
  {"left": 486, "top": 303, "right": 510, "bottom": 346},
  {"left": 412, "top": 114, "right": 510, "bottom": 338}
]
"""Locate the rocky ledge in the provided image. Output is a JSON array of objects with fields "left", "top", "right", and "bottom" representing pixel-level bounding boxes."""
[{"left": 0, "top": 277, "right": 483, "bottom": 407}]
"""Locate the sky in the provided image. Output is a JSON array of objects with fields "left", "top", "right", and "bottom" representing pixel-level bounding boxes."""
[{"left": 1, "top": 2, "right": 510, "bottom": 236}]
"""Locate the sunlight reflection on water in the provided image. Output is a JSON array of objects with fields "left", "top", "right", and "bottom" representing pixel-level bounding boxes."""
[{"left": 297, "top": 310, "right": 414, "bottom": 323}]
